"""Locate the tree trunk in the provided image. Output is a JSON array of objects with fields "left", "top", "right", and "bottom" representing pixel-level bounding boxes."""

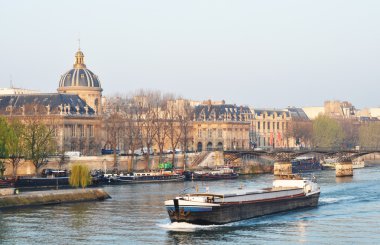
[{"left": 171, "top": 152, "right": 175, "bottom": 169}]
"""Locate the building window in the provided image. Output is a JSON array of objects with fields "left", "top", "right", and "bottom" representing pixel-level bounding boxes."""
[
  {"left": 257, "top": 122, "right": 260, "bottom": 130},
  {"left": 52, "top": 126, "right": 58, "bottom": 137},
  {"left": 88, "top": 125, "right": 94, "bottom": 137},
  {"left": 263, "top": 122, "right": 266, "bottom": 130},
  {"left": 71, "top": 125, "right": 76, "bottom": 137},
  {"left": 277, "top": 122, "right": 280, "bottom": 130},
  {"left": 218, "top": 129, "right": 223, "bottom": 137},
  {"left": 267, "top": 122, "right": 270, "bottom": 131},
  {"left": 198, "top": 129, "right": 202, "bottom": 138},
  {"left": 79, "top": 125, "right": 84, "bottom": 137},
  {"left": 282, "top": 122, "right": 285, "bottom": 130},
  {"left": 208, "top": 129, "right": 212, "bottom": 138}
]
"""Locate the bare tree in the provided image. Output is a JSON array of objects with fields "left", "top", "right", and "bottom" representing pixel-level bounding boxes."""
[
  {"left": 166, "top": 99, "right": 184, "bottom": 167},
  {"left": 129, "top": 90, "right": 162, "bottom": 170},
  {"left": 23, "top": 115, "right": 56, "bottom": 176},
  {"left": 285, "top": 119, "right": 313, "bottom": 148},
  {"left": 103, "top": 99, "right": 125, "bottom": 168},
  {"left": 153, "top": 101, "right": 168, "bottom": 166},
  {"left": 178, "top": 101, "right": 194, "bottom": 170},
  {"left": 122, "top": 97, "right": 140, "bottom": 172}
]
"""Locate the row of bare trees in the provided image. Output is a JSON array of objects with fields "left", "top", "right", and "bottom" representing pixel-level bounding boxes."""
[
  {"left": 286, "top": 115, "right": 380, "bottom": 149},
  {"left": 103, "top": 90, "right": 194, "bottom": 170}
]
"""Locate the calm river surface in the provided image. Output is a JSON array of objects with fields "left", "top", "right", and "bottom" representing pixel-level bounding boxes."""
[{"left": 1, "top": 165, "right": 380, "bottom": 245}]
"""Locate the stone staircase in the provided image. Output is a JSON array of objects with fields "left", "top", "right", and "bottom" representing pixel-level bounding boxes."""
[{"left": 190, "top": 152, "right": 211, "bottom": 168}]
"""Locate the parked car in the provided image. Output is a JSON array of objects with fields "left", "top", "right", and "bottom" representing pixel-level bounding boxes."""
[
  {"left": 101, "top": 149, "right": 120, "bottom": 155},
  {"left": 165, "top": 149, "right": 182, "bottom": 154},
  {"left": 134, "top": 147, "right": 153, "bottom": 156},
  {"left": 64, "top": 151, "right": 81, "bottom": 157}
]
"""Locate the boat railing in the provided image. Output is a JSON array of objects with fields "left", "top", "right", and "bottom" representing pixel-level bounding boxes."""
[{"left": 277, "top": 174, "right": 303, "bottom": 180}]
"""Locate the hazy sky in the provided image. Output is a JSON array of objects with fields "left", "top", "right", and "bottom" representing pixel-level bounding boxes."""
[{"left": 1, "top": 0, "right": 379, "bottom": 108}]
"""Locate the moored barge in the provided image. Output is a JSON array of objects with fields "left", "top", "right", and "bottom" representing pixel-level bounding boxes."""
[
  {"left": 165, "top": 175, "right": 320, "bottom": 225},
  {"left": 105, "top": 170, "right": 185, "bottom": 184},
  {"left": 184, "top": 167, "right": 239, "bottom": 181}
]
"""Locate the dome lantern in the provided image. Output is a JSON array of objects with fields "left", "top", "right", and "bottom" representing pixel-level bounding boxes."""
[{"left": 74, "top": 50, "right": 86, "bottom": 69}]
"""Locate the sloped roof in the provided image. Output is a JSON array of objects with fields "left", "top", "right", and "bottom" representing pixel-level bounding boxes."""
[
  {"left": 253, "top": 109, "right": 290, "bottom": 117},
  {"left": 0, "top": 93, "right": 95, "bottom": 116},
  {"left": 287, "top": 107, "right": 309, "bottom": 120},
  {"left": 194, "top": 104, "right": 252, "bottom": 121}
]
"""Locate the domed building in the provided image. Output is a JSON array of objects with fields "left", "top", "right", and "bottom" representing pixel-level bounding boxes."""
[
  {"left": 58, "top": 49, "right": 103, "bottom": 114},
  {"left": 0, "top": 48, "right": 104, "bottom": 158}
]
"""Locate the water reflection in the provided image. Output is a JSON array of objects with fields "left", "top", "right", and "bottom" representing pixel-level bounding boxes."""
[
  {"left": 68, "top": 203, "right": 90, "bottom": 229},
  {"left": 0, "top": 214, "right": 11, "bottom": 241},
  {"left": 335, "top": 176, "right": 353, "bottom": 183}
]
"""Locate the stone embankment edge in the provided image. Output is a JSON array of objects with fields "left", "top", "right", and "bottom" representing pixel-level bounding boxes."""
[{"left": 0, "top": 188, "right": 111, "bottom": 210}]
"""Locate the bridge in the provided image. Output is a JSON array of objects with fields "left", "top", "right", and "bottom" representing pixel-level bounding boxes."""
[{"left": 223, "top": 148, "right": 380, "bottom": 177}]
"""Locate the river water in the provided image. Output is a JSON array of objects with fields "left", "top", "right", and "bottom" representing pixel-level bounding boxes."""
[{"left": 1, "top": 165, "right": 380, "bottom": 245}]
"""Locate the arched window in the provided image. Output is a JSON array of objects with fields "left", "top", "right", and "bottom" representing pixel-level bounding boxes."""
[
  {"left": 217, "top": 142, "right": 223, "bottom": 151},
  {"left": 197, "top": 142, "right": 203, "bottom": 152},
  {"left": 94, "top": 98, "right": 99, "bottom": 112},
  {"left": 207, "top": 142, "right": 213, "bottom": 151}
]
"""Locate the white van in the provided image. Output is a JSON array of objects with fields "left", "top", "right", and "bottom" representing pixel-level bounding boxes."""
[{"left": 64, "top": 151, "right": 81, "bottom": 157}]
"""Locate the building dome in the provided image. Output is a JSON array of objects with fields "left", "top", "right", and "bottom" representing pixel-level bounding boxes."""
[{"left": 58, "top": 49, "right": 102, "bottom": 89}]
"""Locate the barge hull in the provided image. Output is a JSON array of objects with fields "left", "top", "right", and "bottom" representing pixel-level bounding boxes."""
[
  {"left": 167, "top": 192, "right": 320, "bottom": 225},
  {"left": 111, "top": 176, "right": 185, "bottom": 184}
]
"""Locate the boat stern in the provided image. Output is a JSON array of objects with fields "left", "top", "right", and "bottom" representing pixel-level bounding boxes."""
[{"left": 165, "top": 197, "right": 219, "bottom": 223}]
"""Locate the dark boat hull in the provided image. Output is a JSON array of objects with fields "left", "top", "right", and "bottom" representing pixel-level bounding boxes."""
[
  {"left": 167, "top": 192, "right": 320, "bottom": 225},
  {"left": 292, "top": 160, "right": 323, "bottom": 173},
  {"left": 108, "top": 175, "right": 185, "bottom": 184},
  {"left": 184, "top": 171, "right": 239, "bottom": 181},
  {"left": 190, "top": 174, "right": 238, "bottom": 181},
  {"left": 15, "top": 177, "right": 70, "bottom": 189}
]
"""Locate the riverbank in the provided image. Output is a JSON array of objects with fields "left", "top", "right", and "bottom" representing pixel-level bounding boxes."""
[{"left": 0, "top": 188, "right": 110, "bottom": 210}]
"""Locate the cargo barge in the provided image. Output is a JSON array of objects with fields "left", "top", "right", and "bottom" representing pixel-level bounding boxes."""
[{"left": 165, "top": 175, "right": 320, "bottom": 225}]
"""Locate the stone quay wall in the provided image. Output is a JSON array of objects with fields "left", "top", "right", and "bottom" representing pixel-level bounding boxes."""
[
  {"left": 3, "top": 153, "right": 205, "bottom": 176},
  {"left": 0, "top": 188, "right": 110, "bottom": 210}
]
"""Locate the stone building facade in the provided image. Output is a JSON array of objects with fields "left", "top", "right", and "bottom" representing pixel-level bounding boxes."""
[
  {"left": 193, "top": 101, "right": 252, "bottom": 151},
  {"left": 250, "top": 107, "right": 309, "bottom": 148}
]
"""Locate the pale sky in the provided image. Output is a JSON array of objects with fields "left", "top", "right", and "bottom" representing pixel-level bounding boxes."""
[{"left": 1, "top": 0, "right": 379, "bottom": 108}]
